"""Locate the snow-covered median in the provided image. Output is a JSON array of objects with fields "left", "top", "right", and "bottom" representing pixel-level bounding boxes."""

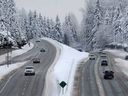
[
  {"left": 43, "top": 38, "right": 88, "bottom": 96},
  {"left": 105, "top": 49, "right": 128, "bottom": 77}
]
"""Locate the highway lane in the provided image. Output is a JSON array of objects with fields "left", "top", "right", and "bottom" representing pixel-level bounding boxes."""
[
  {"left": 98, "top": 55, "right": 123, "bottom": 96},
  {"left": 80, "top": 56, "right": 99, "bottom": 96},
  {"left": 80, "top": 52, "right": 128, "bottom": 96},
  {"left": 0, "top": 40, "right": 57, "bottom": 96}
]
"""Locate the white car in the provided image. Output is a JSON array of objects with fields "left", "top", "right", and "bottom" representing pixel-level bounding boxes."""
[{"left": 24, "top": 66, "right": 35, "bottom": 76}]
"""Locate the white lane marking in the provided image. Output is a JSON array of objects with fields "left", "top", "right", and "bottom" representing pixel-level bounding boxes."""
[
  {"left": 0, "top": 72, "right": 17, "bottom": 93},
  {"left": 94, "top": 57, "right": 106, "bottom": 96}
]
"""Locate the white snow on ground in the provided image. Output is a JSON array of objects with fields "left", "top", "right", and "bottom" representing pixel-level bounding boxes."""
[
  {"left": 105, "top": 49, "right": 128, "bottom": 77},
  {"left": 115, "top": 58, "right": 128, "bottom": 76},
  {"left": 0, "top": 43, "right": 34, "bottom": 80},
  {"left": 0, "top": 61, "right": 27, "bottom": 80},
  {"left": 105, "top": 49, "right": 128, "bottom": 59},
  {"left": 0, "top": 42, "right": 34, "bottom": 64},
  {"left": 42, "top": 38, "right": 89, "bottom": 96}
]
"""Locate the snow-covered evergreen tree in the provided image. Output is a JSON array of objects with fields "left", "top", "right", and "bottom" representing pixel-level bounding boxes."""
[
  {"left": 62, "top": 14, "right": 79, "bottom": 47},
  {"left": 54, "top": 15, "right": 63, "bottom": 42}
]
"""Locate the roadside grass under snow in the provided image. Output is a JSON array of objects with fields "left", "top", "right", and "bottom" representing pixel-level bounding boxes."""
[
  {"left": 105, "top": 49, "right": 128, "bottom": 77},
  {"left": 0, "top": 43, "right": 34, "bottom": 80},
  {"left": 43, "top": 38, "right": 89, "bottom": 96}
]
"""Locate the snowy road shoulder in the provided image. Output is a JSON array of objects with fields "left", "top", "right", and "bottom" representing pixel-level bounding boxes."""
[
  {"left": 0, "top": 61, "right": 28, "bottom": 80},
  {"left": 42, "top": 38, "right": 88, "bottom": 96},
  {"left": 0, "top": 43, "right": 34, "bottom": 80},
  {"left": 105, "top": 49, "right": 128, "bottom": 77},
  {"left": 114, "top": 58, "right": 128, "bottom": 76}
]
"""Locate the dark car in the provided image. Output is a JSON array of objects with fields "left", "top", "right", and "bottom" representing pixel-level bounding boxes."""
[
  {"left": 33, "top": 58, "right": 40, "bottom": 63},
  {"left": 89, "top": 54, "right": 95, "bottom": 60},
  {"left": 36, "top": 40, "right": 40, "bottom": 42},
  {"left": 103, "top": 70, "right": 114, "bottom": 79},
  {"left": 40, "top": 48, "right": 45, "bottom": 52},
  {"left": 125, "top": 55, "right": 128, "bottom": 60},
  {"left": 101, "top": 60, "right": 108, "bottom": 66}
]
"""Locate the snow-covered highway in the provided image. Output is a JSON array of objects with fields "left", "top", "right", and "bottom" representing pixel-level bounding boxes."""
[
  {"left": 0, "top": 39, "right": 57, "bottom": 96},
  {"left": 0, "top": 38, "right": 88, "bottom": 96},
  {"left": 79, "top": 50, "right": 128, "bottom": 96}
]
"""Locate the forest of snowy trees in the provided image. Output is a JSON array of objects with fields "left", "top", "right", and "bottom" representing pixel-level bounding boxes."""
[
  {"left": 1, "top": 0, "right": 128, "bottom": 51},
  {"left": 0, "top": 0, "right": 79, "bottom": 48},
  {"left": 81, "top": 0, "right": 128, "bottom": 51}
]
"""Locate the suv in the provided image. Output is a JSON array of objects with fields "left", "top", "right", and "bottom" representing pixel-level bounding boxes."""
[
  {"left": 101, "top": 60, "right": 108, "bottom": 66},
  {"left": 103, "top": 70, "right": 114, "bottom": 79},
  {"left": 33, "top": 58, "right": 40, "bottom": 63},
  {"left": 24, "top": 66, "right": 35, "bottom": 76}
]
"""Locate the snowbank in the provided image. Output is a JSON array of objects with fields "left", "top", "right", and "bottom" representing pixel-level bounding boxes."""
[
  {"left": 115, "top": 58, "right": 128, "bottom": 76},
  {"left": 42, "top": 38, "right": 88, "bottom": 96},
  {"left": 105, "top": 49, "right": 128, "bottom": 77},
  {"left": 0, "top": 42, "right": 34, "bottom": 64},
  {"left": 105, "top": 49, "right": 128, "bottom": 59},
  {"left": 0, "top": 61, "right": 27, "bottom": 80}
]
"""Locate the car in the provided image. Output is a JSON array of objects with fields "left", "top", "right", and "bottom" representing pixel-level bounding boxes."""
[
  {"left": 89, "top": 54, "right": 95, "bottom": 60},
  {"left": 24, "top": 66, "right": 35, "bottom": 76},
  {"left": 103, "top": 70, "right": 114, "bottom": 79},
  {"left": 78, "top": 49, "right": 83, "bottom": 52},
  {"left": 101, "top": 60, "right": 108, "bottom": 66},
  {"left": 101, "top": 52, "right": 106, "bottom": 54},
  {"left": 125, "top": 55, "right": 128, "bottom": 60},
  {"left": 36, "top": 40, "right": 40, "bottom": 42},
  {"left": 33, "top": 58, "right": 40, "bottom": 63},
  {"left": 40, "top": 48, "right": 45, "bottom": 52}
]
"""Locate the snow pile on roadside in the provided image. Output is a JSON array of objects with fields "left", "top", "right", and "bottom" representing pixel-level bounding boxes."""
[
  {"left": 105, "top": 49, "right": 128, "bottom": 77},
  {"left": 0, "top": 43, "right": 34, "bottom": 64},
  {"left": 43, "top": 38, "right": 88, "bottom": 96},
  {"left": 115, "top": 58, "right": 128, "bottom": 76},
  {"left": 0, "top": 61, "right": 27, "bottom": 80},
  {"left": 105, "top": 49, "right": 128, "bottom": 59}
]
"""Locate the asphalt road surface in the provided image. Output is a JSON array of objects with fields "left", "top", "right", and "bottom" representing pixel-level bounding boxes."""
[
  {"left": 0, "top": 40, "right": 57, "bottom": 96},
  {"left": 80, "top": 52, "right": 128, "bottom": 96}
]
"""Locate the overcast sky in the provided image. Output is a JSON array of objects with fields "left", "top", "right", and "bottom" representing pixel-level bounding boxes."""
[{"left": 14, "top": 0, "right": 85, "bottom": 23}]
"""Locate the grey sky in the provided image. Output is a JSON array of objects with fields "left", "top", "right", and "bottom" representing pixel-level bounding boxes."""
[{"left": 14, "top": 0, "right": 85, "bottom": 23}]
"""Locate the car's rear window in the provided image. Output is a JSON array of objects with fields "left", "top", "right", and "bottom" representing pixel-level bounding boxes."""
[{"left": 26, "top": 66, "right": 33, "bottom": 69}]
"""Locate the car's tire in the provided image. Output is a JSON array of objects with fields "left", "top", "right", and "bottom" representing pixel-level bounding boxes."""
[{"left": 104, "top": 76, "right": 107, "bottom": 79}]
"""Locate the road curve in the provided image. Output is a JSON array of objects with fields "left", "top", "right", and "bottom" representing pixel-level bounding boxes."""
[{"left": 0, "top": 39, "right": 57, "bottom": 96}]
